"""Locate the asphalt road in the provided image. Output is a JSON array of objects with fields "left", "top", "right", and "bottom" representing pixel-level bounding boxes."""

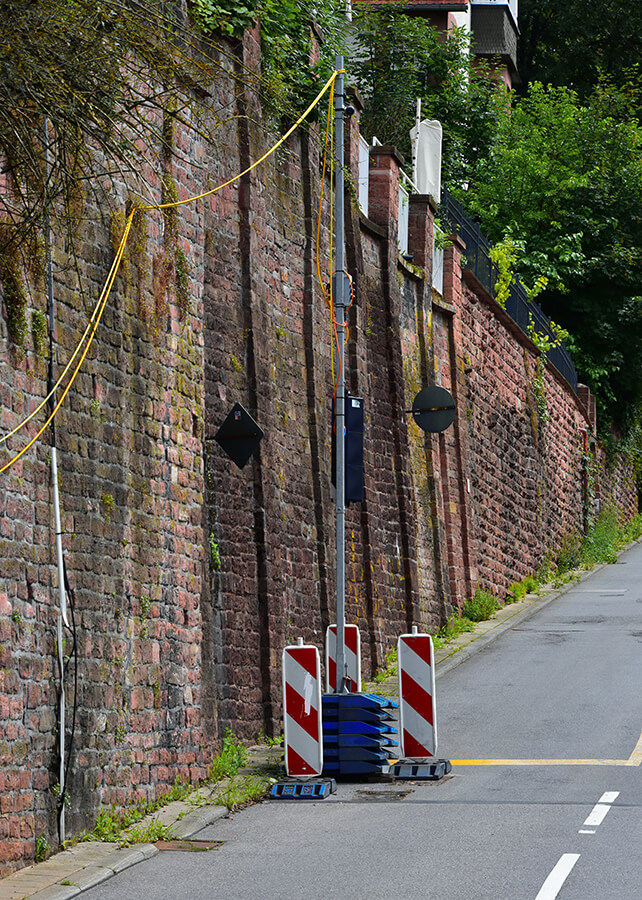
[{"left": 83, "top": 545, "right": 642, "bottom": 900}]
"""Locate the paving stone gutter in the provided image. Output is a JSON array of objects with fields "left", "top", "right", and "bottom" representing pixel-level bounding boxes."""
[{"left": 0, "top": 557, "right": 628, "bottom": 900}]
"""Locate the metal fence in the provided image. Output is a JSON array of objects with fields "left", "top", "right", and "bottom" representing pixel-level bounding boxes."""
[{"left": 441, "top": 188, "right": 578, "bottom": 393}]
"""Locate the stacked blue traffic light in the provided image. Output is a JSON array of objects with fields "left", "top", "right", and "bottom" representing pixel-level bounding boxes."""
[{"left": 322, "top": 693, "right": 399, "bottom": 776}]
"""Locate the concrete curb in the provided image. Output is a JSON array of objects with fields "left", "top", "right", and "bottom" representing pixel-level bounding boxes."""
[{"left": 0, "top": 765, "right": 269, "bottom": 900}]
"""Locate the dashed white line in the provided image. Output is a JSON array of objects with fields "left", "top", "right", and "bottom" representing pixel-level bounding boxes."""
[
  {"left": 581, "top": 791, "right": 619, "bottom": 830},
  {"left": 535, "top": 854, "right": 581, "bottom": 900}
]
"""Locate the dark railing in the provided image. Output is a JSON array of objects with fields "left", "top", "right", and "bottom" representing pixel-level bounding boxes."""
[{"left": 440, "top": 188, "right": 578, "bottom": 393}]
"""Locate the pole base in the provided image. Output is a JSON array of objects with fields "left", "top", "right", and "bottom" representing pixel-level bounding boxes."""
[
  {"left": 390, "top": 759, "right": 452, "bottom": 780},
  {"left": 270, "top": 778, "right": 336, "bottom": 800}
]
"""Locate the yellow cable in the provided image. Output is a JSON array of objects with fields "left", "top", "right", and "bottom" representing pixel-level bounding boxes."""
[
  {"left": 316, "top": 81, "right": 335, "bottom": 383},
  {"left": 0, "top": 242, "right": 134, "bottom": 445},
  {"left": 1, "top": 72, "right": 342, "bottom": 472},
  {"left": 0, "top": 213, "right": 135, "bottom": 475},
  {"left": 141, "top": 70, "right": 342, "bottom": 213}
]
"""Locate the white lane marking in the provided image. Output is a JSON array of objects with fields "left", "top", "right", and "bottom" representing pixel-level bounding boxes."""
[
  {"left": 583, "top": 791, "right": 620, "bottom": 828},
  {"left": 584, "top": 803, "right": 612, "bottom": 827},
  {"left": 579, "top": 829, "right": 596, "bottom": 834},
  {"left": 535, "top": 854, "right": 580, "bottom": 900}
]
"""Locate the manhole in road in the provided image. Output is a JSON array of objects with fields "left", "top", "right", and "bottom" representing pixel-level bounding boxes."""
[{"left": 155, "top": 839, "right": 224, "bottom": 852}]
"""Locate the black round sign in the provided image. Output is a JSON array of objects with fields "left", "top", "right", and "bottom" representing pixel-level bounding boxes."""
[{"left": 411, "top": 386, "right": 456, "bottom": 433}]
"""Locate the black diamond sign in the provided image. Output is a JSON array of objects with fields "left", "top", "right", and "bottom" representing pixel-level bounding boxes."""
[{"left": 215, "top": 403, "right": 264, "bottom": 469}]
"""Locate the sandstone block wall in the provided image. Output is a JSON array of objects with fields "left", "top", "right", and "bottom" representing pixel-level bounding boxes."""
[{"left": 0, "top": 31, "right": 637, "bottom": 874}]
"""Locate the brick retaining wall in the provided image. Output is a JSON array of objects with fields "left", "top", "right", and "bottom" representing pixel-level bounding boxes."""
[{"left": 0, "top": 31, "right": 637, "bottom": 874}]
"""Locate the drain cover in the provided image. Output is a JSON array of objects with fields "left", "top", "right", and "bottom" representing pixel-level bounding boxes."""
[{"left": 155, "top": 840, "right": 224, "bottom": 852}]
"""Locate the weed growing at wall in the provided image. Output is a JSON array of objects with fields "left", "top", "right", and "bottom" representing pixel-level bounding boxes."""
[
  {"left": 506, "top": 575, "right": 539, "bottom": 603},
  {"left": 554, "top": 506, "right": 637, "bottom": 579},
  {"left": 119, "top": 820, "right": 176, "bottom": 847},
  {"left": 373, "top": 646, "right": 398, "bottom": 683},
  {"left": 208, "top": 728, "right": 248, "bottom": 781},
  {"left": 214, "top": 774, "right": 271, "bottom": 811},
  {"left": 100, "top": 493, "right": 115, "bottom": 522},
  {"left": 209, "top": 533, "right": 222, "bottom": 571},
  {"left": 35, "top": 834, "right": 50, "bottom": 862},
  {"left": 462, "top": 588, "right": 501, "bottom": 622}
]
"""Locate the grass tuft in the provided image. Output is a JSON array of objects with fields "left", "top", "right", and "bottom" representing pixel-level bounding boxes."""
[
  {"left": 208, "top": 727, "right": 248, "bottom": 782},
  {"left": 214, "top": 775, "right": 271, "bottom": 812}
]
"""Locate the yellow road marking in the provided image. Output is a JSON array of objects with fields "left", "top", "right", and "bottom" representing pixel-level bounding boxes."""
[
  {"left": 628, "top": 729, "right": 642, "bottom": 766},
  {"left": 451, "top": 731, "right": 642, "bottom": 768}
]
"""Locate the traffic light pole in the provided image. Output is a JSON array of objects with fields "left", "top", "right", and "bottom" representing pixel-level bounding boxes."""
[{"left": 334, "top": 56, "right": 347, "bottom": 693}]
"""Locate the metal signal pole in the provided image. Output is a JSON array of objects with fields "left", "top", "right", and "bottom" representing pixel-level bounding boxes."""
[{"left": 334, "top": 56, "right": 348, "bottom": 693}]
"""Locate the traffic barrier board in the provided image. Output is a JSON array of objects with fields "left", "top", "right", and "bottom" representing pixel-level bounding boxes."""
[
  {"left": 398, "top": 631, "right": 437, "bottom": 758},
  {"left": 326, "top": 624, "right": 361, "bottom": 692},
  {"left": 283, "top": 643, "right": 323, "bottom": 777}
]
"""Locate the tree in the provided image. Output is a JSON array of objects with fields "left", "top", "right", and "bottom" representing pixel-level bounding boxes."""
[
  {"left": 350, "top": 4, "right": 506, "bottom": 187},
  {"left": 461, "top": 81, "right": 642, "bottom": 429},
  {"left": 518, "top": 0, "right": 642, "bottom": 97}
]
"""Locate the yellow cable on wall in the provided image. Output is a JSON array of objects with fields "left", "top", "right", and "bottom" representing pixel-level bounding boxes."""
[{"left": 1, "top": 70, "right": 342, "bottom": 474}]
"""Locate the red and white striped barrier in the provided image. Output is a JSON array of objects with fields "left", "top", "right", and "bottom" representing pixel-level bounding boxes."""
[
  {"left": 325, "top": 624, "right": 361, "bottom": 693},
  {"left": 397, "top": 631, "right": 437, "bottom": 758},
  {"left": 282, "top": 642, "right": 323, "bottom": 777}
]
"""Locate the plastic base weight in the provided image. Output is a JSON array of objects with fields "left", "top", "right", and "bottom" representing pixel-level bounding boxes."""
[
  {"left": 390, "top": 759, "right": 452, "bottom": 780},
  {"left": 270, "top": 778, "right": 337, "bottom": 800}
]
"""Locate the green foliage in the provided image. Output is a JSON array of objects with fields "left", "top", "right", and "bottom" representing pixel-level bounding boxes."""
[
  {"left": 556, "top": 507, "right": 624, "bottom": 576},
  {"left": 432, "top": 614, "right": 475, "bottom": 650},
  {"left": 350, "top": 4, "right": 507, "bottom": 188},
  {"left": 119, "top": 820, "right": 176, "bottom": 847},
  {"left": 192, "top": 0, "right": 347, "bottom": 116},
  {"left": 462, "top": 80, "right": 642, "bottom": 429},
  {"left": 208, "top": 728, "right": 248, "bottom": 782},
  {"left": 87, "top": 778, "right": 193, "bottom": 844},
  {"left": 190, "top": 0, "right": 257, "bottom": 36},
  {"left": 101, "top": 493, "right": 115, "bottom": 521},
  {"left": 175, "top": 247, "right": 190, "bottom": 317},
  {"left": 462, "top": 588, "right": 501, "bottom": 623},
  {"left": 554, "top": 531, "right": 584, "bottom": 576},
  {"left": 488, "top": 235, "right": 523, "bottom": 310},
  {"left": 507, "top": 575, "right": 540, "bottom": 604},
  {"left": 619, "top": 513, "right": 642, "bottom": 545},
  {"left": 373, "top": 646, "right": 398, "bottom": 683},
  {"left": 35, "top": 834, "right": 50, "bottom": 862},
  {"left": 257, "top": 727, "right": 283, "bottom": 748},
  {"left": 209, "top": 534, "right": 221, "bottom": 571},
  {"left": 580, "top": 506, "right": 620, "bottom": 566},
  {"left": 518, "top": 0, "right": 642, "bottom": 99}
]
